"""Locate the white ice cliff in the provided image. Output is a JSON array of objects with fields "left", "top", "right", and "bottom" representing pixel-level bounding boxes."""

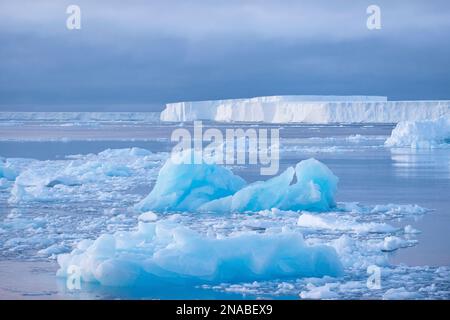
[{"left": 160, "top": 95, "right": 450, "bottom": 123}]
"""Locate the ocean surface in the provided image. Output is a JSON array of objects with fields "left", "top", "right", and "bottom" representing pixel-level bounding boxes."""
[{"left": 0, "top": 120, "right": 449, "bottom": 299}]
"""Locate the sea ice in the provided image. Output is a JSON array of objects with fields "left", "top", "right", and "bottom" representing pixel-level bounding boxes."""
[
  {"left": 382, "top": 236, "right": 411, "bottom": 252},
  {"left": 8, "top": 147, "right": 165, "bottom": 203},
  {"left": 57, "top": 220, "right": 343, "bottom": 286},
  {"left": 299, "top": 283, "right": 339, "bottom": 299},
  {"left": 136, "top": 155, "right": 338, "bottom": 213},
  {"left": 382, "top": 287, "right": 422, "bottom": 300},
  {"left": 297, "top": 213, "right": 398, "bottom": 234},
  {"left": 385, "top": 114, "right": 450, "bottom": 148}
]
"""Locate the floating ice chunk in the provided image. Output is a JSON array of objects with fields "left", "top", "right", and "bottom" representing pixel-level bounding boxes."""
[
  {"left": 281, "top": 159, "right": 338, "bottom": 211},
  {"left": 297, "top": 213, "right": 397, "bottom": 234},
  {"left": 382, "top": 236, "right": 409, "bottom": 252},
  {"left": 138, "top": 211, "right": 158, "bottom": 222},
  {"left": 137, "top": 155, "right": 338, "bottom": 213},
  {"left": 135, "top": 152, "right": 246, "bottom": 212},
  {"left": 57, "top": 220, "right": 343, "bottom": 286},
  {"left": 0, "top": 162, "right": 18, "bottom": 181},
  {"left": 382, "top": 287, "right": 422, "bottom": 300},
  {"left": 9, "top": 147, "right": 162, "bottom": 203},
  {"left": 102, "top": 164, "right": 133, "bottom": 177},
  {"left": 299, "top": 283, "right": 339, "bottom": 299},
  {"left": 404, "top": 225, "right": 420, "bottom": 234},
  {"left": 370, "top": 204, "right": 427, "bottom": 215},
  {"left": 200, "top": 167, "right": 295, "bottom": 213},
  {"left": 385, "top": 114, "right": 450, "bottom": 148},
  {"left": 38, "top": 243, "right": 70, "bottom": 257},
  {"left": 0, "top": 178, "right": 8, "bottom": 189},
  {"left": 45, "top": 176, "right": 81, "bottom": 187}
]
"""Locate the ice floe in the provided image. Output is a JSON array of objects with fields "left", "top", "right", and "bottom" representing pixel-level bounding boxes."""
[
  {"left": 385, "top": 114, "right": 450, "bottom": 148},
  {"left": 8, "top": 148, "right": 166, "bottom": 203},
  {"left": 56, "top": 220, "right": 343, "bottom": 286}
]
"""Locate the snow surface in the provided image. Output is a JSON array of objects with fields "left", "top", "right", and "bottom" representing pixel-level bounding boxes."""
[
  {"left": 136, "top": 154, "right": 338, "bottom": 213},
  {"left": 385, "top": 114, "right": 450, "bottom": 148},
  {"left": 161, "top": 96, "right": 450, "bottom": 123}
]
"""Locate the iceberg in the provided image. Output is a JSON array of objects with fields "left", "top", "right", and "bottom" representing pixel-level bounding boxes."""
[
  {"left": 56, "top": 220, "right": 343, "bottom": 286},
  {"left": 134, "top": 152, "right": 246, "bottom": 212},
  {"left": 385, "top": 115, "right": 450, "bottom": 148},
  {"left": 160, "top": 95, "right": 450, "bottom": 123},
  {"left": 136, "top": 154, "right": 338, "bottom": 213}
]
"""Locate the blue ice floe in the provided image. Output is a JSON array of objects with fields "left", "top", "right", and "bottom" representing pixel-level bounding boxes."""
[
  {"left": 136, "top": 154, "right": 338, "bottom": 213},
  {"left": 0, "top": 161, "right": 18, "bottom": 181},
  {"left": 57, "top": 220, "right": 343, "bottom": 286}
]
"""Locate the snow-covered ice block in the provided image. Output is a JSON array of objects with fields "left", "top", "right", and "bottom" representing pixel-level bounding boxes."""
[
  {"left": 136, "top": 155, "right": 338, "bottom": 213},
  {"left": 56, "top": 220, "right": 343, "bottom": 286},
  {"left": 161, "top": 95, "right": 450, "bottom": 123},
  {"left": 385, "top": 114, "right": 450, "bottom": 148}
]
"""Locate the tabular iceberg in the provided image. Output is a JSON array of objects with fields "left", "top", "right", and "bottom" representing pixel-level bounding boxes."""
[
  {"left": 136, "top": 154, "right": 338, "bottom": 213},
  {"left": 56, "top": 220, "right": 343, "bottom": 286},
  {"left": 160, "top": 95, "right": 450, "bottom": 123},
  {"left": 385, "top": 115, "right": 450, "bottom": 148}
]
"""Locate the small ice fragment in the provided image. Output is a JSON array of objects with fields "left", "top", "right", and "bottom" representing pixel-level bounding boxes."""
[
  {"left": 382, "top": 287, "right": 422, "bottom": 300},
  {"left": 404, "top": 225, "right": 420, "bottom": 234},
  {"left": 138, "top": 211, "right": 158, "bottom": 222},
  {"left": 299, "top": 283, "right": 339, "bottom": 299},
  {"left": 382, "top": 236, "right": 408, "bottom": 252}
]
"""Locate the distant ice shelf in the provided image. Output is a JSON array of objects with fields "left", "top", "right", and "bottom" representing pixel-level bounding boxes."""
[
  {"left": 0, "top": 112, "right": 161, "bottom": 123},
  {"left": 160, "top": 95, "right": 450, "bottom": 124}
]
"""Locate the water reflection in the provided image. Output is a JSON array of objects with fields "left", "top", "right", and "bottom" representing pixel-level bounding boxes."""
[{"left": 390, "top": 148, "right": 450, "bottom": 179}]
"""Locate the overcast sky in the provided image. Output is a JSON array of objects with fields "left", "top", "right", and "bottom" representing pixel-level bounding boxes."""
[{"left": 1, "top": 0, "right": 449, "bottom": 111}]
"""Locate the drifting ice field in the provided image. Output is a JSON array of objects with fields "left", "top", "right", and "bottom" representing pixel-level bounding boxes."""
[{"left": 0, "top": 118, "right": 450, "bottom": 299}]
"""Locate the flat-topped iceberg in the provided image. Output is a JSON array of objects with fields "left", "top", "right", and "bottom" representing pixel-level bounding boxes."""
[
  {"left": 57, "top": 220, "right": 343, "bottom": 286},
  {"left": 136, "top": 153, "right": 338, "bottom": 213},
  {"left": 160, "top": 95, "right": 450, "bottom": 123},
  {"left": 385, "top": 115, "right": 450, "bottom": 148}
]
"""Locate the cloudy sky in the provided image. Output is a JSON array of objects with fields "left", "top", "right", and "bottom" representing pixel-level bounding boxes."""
[{"left": 1, "top": 0, "right": 449, "bottom": 111}]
